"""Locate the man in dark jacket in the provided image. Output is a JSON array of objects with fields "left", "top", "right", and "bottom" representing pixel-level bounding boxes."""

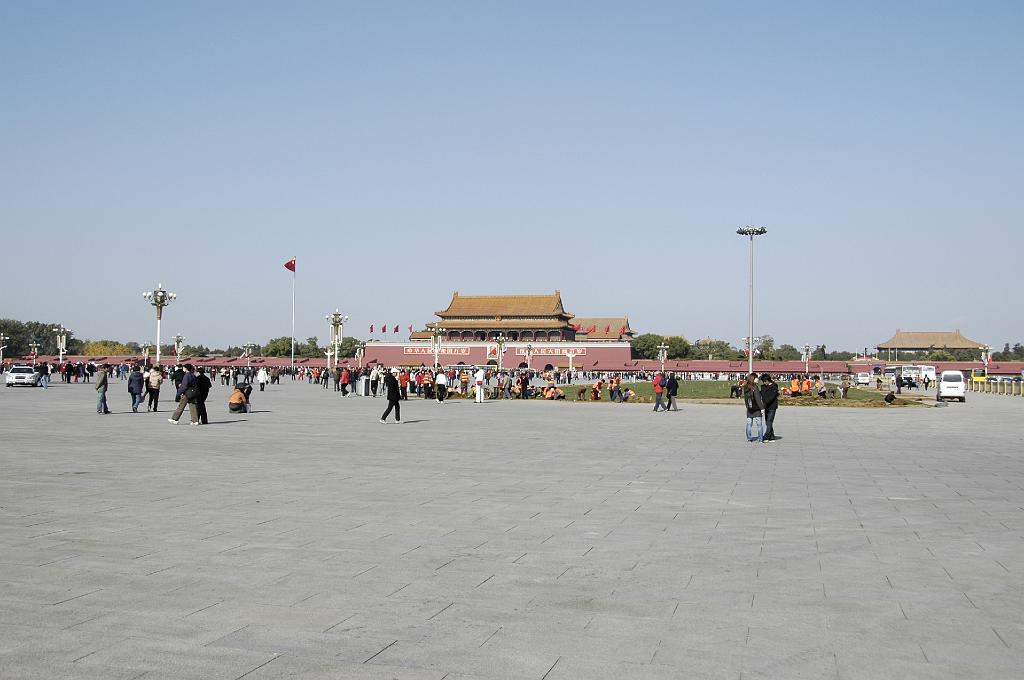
[
  {"left": 168, "top": 364, "right": 198, "bottom": 425},
  {"left": 127, "top": 365, "right": 145, "bottom": 412},
  {"left": 665, "top": 374, "right": 679, "bottom": 411},
  {"left": 760, "top": 374, "right": 779, "bottom": 441},
  {"left": 743, "top": 373, "right": 765, "bottom": 443},
  {"left": 195, "top": 367, "right": 212, "bottom": 425},
  {"left": 379, "top": 370, "right": 402, "bottom": 424},
  {"left": 95, "top": 364, "right": 111, "bottom": 414}
]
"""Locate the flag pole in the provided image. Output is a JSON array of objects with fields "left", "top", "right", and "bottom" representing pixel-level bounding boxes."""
[{"left": 290, "top": 256, "right": 296, "bottom": 374}]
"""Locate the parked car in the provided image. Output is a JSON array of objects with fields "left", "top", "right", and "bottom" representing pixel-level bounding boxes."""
[
  {"left": 936, "top": 370, "right": 966, "bottom": 403},
  {"left": 5, "top": 365, "right": 41, "bottom": 387},
  {"left": 856, "top": 372, "right": 871, "bottom": 386}
]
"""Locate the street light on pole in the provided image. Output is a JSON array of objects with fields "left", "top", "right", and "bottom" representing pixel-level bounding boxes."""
[
  {"left": 52, "top": 325, "right": 71, "bottom": 364},
  {"left": 657, "top": 342, "right": 669, "bottom": 373},
  {"left": 141, "top": 342, "right": 153, "bottom": 365},
  {"left": 736, "top": 225, "right": 767, "bottom": 375},
  {"left": 28, "top": 341, "right": 40, "bottom": 367},
  {"left": 0, "top": 333, "right": 9, "bottom": 367},
  {"left": 142, "top": 283, "right": 176, "bottom": 366},
  {"left": 565, "top": 349, "right": 579, "bottom": 376},
  {"left": 803, "top": 344, "right": 812, "bottom": 375},
  {"left": 172, "top": 334, "right": 186, "bottom": 365},
  {"left": 431, "top": 326, "right": 448, "bottom": 369},
  {"left": 356, "top": 342, "right": 366, "bottom": 369},
  {"left": 242, "top": 343, "right": 257, "bottom": 369},
  {"left": 494, "top": 334, "right": 508, "bottom": 373},
  {"left": 525, "top": 343, "right": 533, "bottom": 372},
  {"left": 326, "top": 310, "right": 349, "bottom": 370}
]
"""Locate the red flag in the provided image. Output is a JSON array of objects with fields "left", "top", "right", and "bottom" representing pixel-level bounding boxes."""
[
  {"left": 604, "top": 325, "right": 610, "bottom": 333},
  {"left": 587, "top": 325, "right": 597, "bottom": 334},
  {"left": 571, "top": 324, "right": 582, "bottom": 331},
  {"left": 369, "top": 324, "right": 374, "bottom": 333},
  {"left": 284, "top": 258, "right": 296, "bottom": 272},
  {"left": 381, "top": 323, "right": 386, "bottom": 333},
  {"left": 408, "top": 325, "right": 413, "bottom": 333},
  {"left": 619, "top": 325, "right": 627, "bottom": 335},
  {"left": 393, "top": 325, "right": 399, "bottom": 333}
]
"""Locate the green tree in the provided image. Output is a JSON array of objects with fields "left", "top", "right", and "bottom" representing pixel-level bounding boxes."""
[
  {"left": 927, "top": 349, "right": 956, "bottom": 361},
  {"left": 773, "top": 344, "right": 803, "bottom": 361},
  {"left": 81, "top": 340, "right": 133, "bottom": 355},
  {"left": 338, "top": 336, "right": 361, "bottom": 358},
  {"left": 692, "top": 338, "right": 743, "bottom": 361},
  {"left": 262, "top": 336, "right": 294, "bottom": 356},
  {"left": 631, "top": 333, "right": 664, "bottom": 360},
  {"left": 664, "top": 336, "right": 690, "bottom": 359},
  {"left": 757, "top": 335, "right": 775, "bottom": 359}
]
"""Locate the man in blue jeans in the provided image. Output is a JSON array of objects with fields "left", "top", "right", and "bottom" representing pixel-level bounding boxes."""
[
  {"left": 95, "top": 364, "right": 111, "bottom": 414},
  {"left": 743, "top": 374, "right": 765, "bottom": 442}
]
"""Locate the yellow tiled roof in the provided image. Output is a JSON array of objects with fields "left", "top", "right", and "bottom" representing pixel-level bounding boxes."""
[
  {"left": 437, "top": 291, "right": 573, "bottom": 319},
  {"left": 877, "top": 330, "right": 986, "bottom": 350},
  {"left": 573, "top": 317, "right": 633, "bottom": 340}
]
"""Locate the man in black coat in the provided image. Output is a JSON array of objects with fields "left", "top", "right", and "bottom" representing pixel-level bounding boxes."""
[
  {"left": 127, "top": 365, "right": 145, "bottom": 412},
  {"left": 195, "top": 367, "right": 212, "bottom": 425},
  {"left": 665, "top": 374, "right": 679, "bottom": 411},
  {"left": 760, "top": 373, "right": 779, "bottom": 441},
  {"left": 379, "top": 370, "right": 402, "bottom": 424}
]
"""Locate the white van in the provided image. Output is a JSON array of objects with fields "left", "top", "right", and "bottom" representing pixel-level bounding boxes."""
[
  {"left": 937, "top": 370, "right": 966, "bottom": 403},
  {"left": 856, "top": 372, "right": 871, "bottom": 386}
]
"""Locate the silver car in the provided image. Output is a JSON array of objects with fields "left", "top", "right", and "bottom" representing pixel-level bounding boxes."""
[{"left": 5, "top": 365, "right": 41, "bottom": 387}]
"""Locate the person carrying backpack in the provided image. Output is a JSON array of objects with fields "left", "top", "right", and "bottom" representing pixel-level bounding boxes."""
[{"left": 742, "top": 373, "right": 765, "bottom": 443}]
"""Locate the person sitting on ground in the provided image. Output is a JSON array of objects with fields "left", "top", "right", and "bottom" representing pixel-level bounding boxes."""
[
  {"left": 591, "top": 379, "right": 604, "bottom": 401},
  {"left": 790, "top": 376, "right": 801, "bottom": 396},
  {"left": 229, "top": 384, "right": 250, "bottom": 413},
  {"left": 730, "top": 379, "right": 743, "bottom": 398},
  {"left": 621, "top": 388, "right": 636, "bottom": 402},
  {"left": 884, "top": 390, "right": 896, "bottom": 404}
]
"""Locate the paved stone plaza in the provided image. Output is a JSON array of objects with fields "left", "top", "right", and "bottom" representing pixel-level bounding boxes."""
[{"left": 2, "top": 381, "right": 1023, "bottom": 679}]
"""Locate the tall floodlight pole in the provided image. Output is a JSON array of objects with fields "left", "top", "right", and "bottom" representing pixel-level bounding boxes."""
[
  {"left": 0, "top": 333, "right": 9, "bottom": 366},
  {"left": 494, "top": 334, "right": 508, "bottom": 373},
  {"left": 172, "top": 334, "right": 186, "bottom": 364},
  {"left": 736, "top": 226, "right": 767, "bottom": 375},
  {"left": 657, "top": 342, "right": 669, "bottom": 373},
  {"left": 431, "top": 326, "right": 447, "bottom": 369},
  {"left": 52, "top": 325, "right": 71, "bottom": 364},
  {"left": 29, "top": 341, "right": 41, "bottom": 367},
  {"left": 142, "top": 283, "right": 176, "bottom": 366},
  {"left": 326, "top": 310, "right": 349, "bottom": 370}
]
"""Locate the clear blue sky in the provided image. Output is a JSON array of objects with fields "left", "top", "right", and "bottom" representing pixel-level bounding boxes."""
[{"left": 2, "top": 2, "right": 1021, "bottom": 351}]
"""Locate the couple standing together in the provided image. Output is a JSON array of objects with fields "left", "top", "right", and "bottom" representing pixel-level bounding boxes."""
[{"left": 742, "top": 373, "right": 779, "bottom": 443}]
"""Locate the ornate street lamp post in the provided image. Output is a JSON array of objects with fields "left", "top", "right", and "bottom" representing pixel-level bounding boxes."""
[
  {"left": 324, "top": 346, "right": 334, "bottom": 369},
  {"left": 52, "top": 325, "right": 72, "bottom": 364},
  {"left": 28, "top": 341, "right": 40, "bottom": 367},
  {"left": 803, "top": 343, "right": 812, "bottom": 375},
  {"left": 172, "top": 334, "right": 186, "bottom": 364},
  {"left": 657, "top": 342, "right": 669, "bottom": 373},
  {"left": 736, "top": 226, "right": 767, "bottom": 375},
  {"left": 326, "top": 310, "right": 349, "bottom": 370},
  {"left": 242, "top": 343, "right": 257, "bottom": 369},
  {"left": 355, "top": 342, "right": 366, "bottom": 369},
  {"left": 525, "top": 343, "right": 533, "bottom": 372},
  {"left": 494, "top": 334, "right": 508, "bottom": 373},
  {"left": 0, "top": 333, "right": 9, "bottom": 367},
  {"left": 565, "top": 349, "right": 579, "bottom": 376},
  {"left": 142, "top": 283, "right": 176, "bottom": 366},
  {"left": 431, "top": 326, "right": 448, "bottom": 369},
  {"left": 141, "top": 342, "right": 153, "bottom": 365}
]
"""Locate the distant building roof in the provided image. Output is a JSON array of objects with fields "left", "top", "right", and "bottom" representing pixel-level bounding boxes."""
[
  {"left": 436, "top": 291, "right": 573, "bottom": 319},
  {"left": 877, "top": 330, "right": 986, "bottom": 350}
]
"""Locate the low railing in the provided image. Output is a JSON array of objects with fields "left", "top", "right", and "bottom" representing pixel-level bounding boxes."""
[{"left": 966, "top": 380, "right": 1024, "bottom": 396}]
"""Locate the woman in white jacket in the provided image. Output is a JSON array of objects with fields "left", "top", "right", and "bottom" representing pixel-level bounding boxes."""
[{"left": 256, "top": 367, "right": 269, "bottom": 391}]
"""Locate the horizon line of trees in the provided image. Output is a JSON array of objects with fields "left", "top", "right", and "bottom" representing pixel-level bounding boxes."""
[{"left": 0, "top": 318, "right": 1011, "bottom": 364}]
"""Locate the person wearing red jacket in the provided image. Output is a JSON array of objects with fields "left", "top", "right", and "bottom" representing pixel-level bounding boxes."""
[{"left": 652, "top": 372, "right": 666, "bottom": 412}]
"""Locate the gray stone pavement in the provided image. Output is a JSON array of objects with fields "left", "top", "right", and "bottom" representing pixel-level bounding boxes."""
[{"left": 1, "top": 380, "right": 1023, "bottom": 679}]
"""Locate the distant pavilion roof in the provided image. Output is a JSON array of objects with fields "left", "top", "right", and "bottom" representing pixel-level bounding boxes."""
[
  {"left": 436, "top": 291, "right": 573, "bottom": 319},
  {"left": 877, "top": 330, "right": 986, "bottom": 350}
]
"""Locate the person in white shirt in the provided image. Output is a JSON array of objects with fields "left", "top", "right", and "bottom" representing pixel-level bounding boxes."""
[
  {"left": 473, "top": 367, "right": 486, "bottom": 403},
  {"left": 256, "top": 367, "right": 269, "bottom": 392},
  {"left": 435, "top": 369, "right": 448, "bottom": 403}
]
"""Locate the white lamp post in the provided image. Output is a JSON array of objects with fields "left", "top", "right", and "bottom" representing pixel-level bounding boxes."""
[
  {"left": 28, "top": 341, "right": 40, "bottom": 367},
  {"left": 494, "top": 334, "right": 508, "bottom": 373},
  {"left": 657, "top": 342, "right": 669, "bottom": 373},
  {"left": 736, "top": 226, "right": 767, "bottom": 375},
  {"left": 565, "top": 349, "right": 579, "bottom": 376},
  {"left": 172, "top": 334, "right": 186, "bottom": 364},
  {"left": 242, "top": 343, "right": 257, "bottom": 369},
  {"left": 525, "top": 343, "right": 533, "bottom": 372},
  {"left": 142, "top": 283, "right": 176, "bottom": 366},
  {"left": 52, "top": 325, "right": 71, "bottom": 364},
  {"left": 803, "top": 343, "right": 811, "bottom": 375},
  {"left": 431, "top": 326, "right": 448, "bottom": 369},
  {"left": 326, "top": 310, "right": 349, "bottom": 370},
  {"left": 0, "top": 333, "right": 9, "bottom": 367},
  {"left": 356, "top": 342, "right": 366, "bottom": 369},
  {"left": 141, "top": 342, "right": 153, "bottom": 365}
]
